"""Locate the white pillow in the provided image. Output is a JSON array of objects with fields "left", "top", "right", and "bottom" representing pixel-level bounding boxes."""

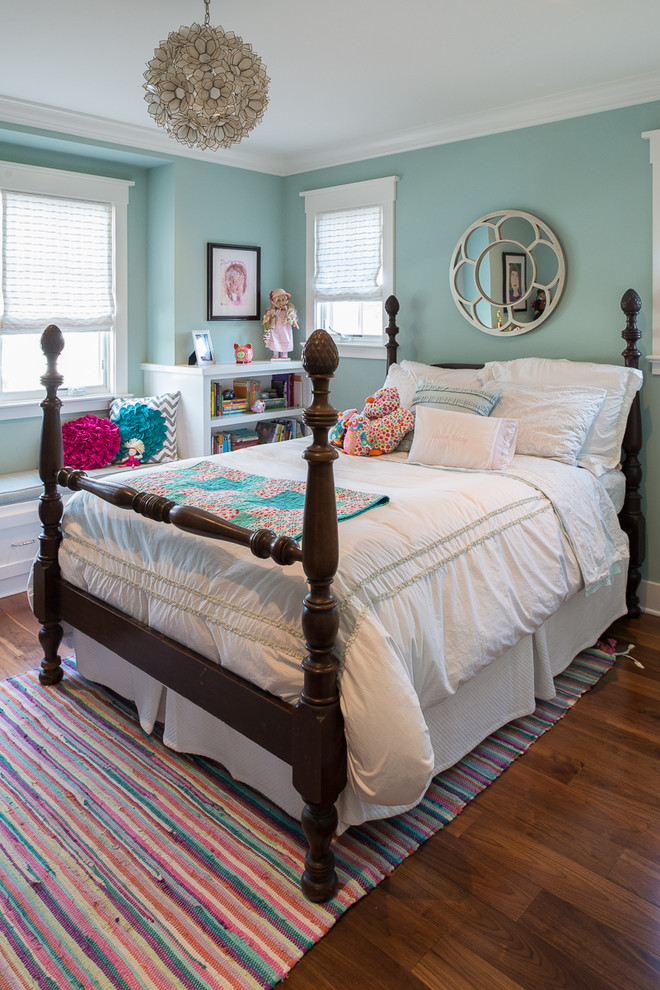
[
  {"left": 491, "top": 383, "right": 606, "bottom": 465},
  {"left": 399, "top": 360, "right": 483, "bottom": 394},
  {"left": 382, "top": 363, "right": 419, "bottom": 410},
  {"left": 408, "top": 405, "right": 518, "bottom": 471},
  {"left": 479, "top": 357, "right": 642, "bottom": 476}
]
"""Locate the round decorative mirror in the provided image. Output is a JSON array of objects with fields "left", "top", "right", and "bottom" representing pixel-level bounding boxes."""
[{"left": 449, "top": 210, "right": 566, "bottom": 335}]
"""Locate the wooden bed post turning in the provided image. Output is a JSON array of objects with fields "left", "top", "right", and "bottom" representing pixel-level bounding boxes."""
[
  {"left": 294, "top": 328, "right": 346, "bottom": 903},
  {"left": 384, "top": 294, "right": 400, "bottom": 370},
  {"left": 619, "top": 288, "right": 645, "bottom": 617},
  {"left": 34, "top": 325, "right": 65, "bottom": 685}
]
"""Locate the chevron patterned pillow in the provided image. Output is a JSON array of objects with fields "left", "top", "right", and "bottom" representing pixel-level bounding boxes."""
[{"left": 110, "top": 392, "right": 180, "bottom": 465}]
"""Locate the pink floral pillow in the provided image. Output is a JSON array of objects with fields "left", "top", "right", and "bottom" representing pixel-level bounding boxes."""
[{"left": 62, "top": 414, "right": 121, "bottom": 470}]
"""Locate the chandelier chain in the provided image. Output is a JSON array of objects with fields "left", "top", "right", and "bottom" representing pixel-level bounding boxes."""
[{"left": 204, "top": 0, "right": 211, "bottom": 27}]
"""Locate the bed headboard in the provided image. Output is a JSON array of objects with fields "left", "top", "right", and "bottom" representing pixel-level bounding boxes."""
[{"left": 383, "top": 290, "right": 645, "bottom": 617}]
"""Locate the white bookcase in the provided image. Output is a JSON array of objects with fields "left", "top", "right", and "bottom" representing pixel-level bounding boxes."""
[{"left": 141, "top": 359, "right": 309, "bottom": 458}]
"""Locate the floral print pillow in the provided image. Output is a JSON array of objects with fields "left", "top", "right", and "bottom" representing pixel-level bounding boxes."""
[{"left": 110, "top": 392, "right": 180, "bottom": 465}]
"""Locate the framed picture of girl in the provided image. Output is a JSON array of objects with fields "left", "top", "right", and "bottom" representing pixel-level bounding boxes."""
[
  {"left": 207, "top": 243, "right": 261, "bottom": 321},
  {"left": 502, "top": 252, "right": 527, "bottom": 312}
]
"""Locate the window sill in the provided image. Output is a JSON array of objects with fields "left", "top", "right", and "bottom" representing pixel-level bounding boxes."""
[
  {"left": 329, "top": 340, "right": 387, "bottom": 362},
  {"left": 0, "top": 393, "right": 116, "bottom": 422}
]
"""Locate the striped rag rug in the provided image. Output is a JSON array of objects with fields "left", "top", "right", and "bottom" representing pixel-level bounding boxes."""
[{"left": 0, "top": 643, "right": 621, "bottom": 989}]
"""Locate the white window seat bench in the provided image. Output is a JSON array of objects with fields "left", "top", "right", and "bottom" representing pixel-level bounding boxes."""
[{"left": 0, "top": 465, "right": 136, "bottom": 598}]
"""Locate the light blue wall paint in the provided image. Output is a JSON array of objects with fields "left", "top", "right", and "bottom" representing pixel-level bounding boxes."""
[
  {"left": 168, "top": 157, "right": 284, "bottom": 365},
  {"left": 147, "top": 163, "right": 176, "bottom": 365},
  {"left": 1, "top": 102, "right": 659, "bottom": 587},
  {"left": 283, "top": 102, "right": 660, "bottom": 586}
]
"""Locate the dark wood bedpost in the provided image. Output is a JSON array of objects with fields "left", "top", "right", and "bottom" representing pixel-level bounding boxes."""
[
  {"left": 619, "top": 288, "right": 645, "bottom": 618},
  {"left": 294, "top": 328, "right": 346, "bottom": 903},
  {"left": 384, "top": 295, "right": 400, "bottom": 370},
  {"left": 33, "top": 325, "right": 65, "bottom": 685}
]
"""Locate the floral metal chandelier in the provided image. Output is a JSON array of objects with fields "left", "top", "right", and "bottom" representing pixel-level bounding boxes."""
[{"left": 143, "top": 0, "right": 270, "bottom": 152}]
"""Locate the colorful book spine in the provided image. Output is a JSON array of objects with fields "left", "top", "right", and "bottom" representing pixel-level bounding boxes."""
[
  {"left": 271, "top": 373, "right": 294, "bottom": 407},
  {"left": 292, "top": 374, "right": 303, "bottom": 408}
]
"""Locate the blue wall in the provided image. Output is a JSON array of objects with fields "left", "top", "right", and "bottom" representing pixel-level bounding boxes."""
[{"left": 1, "top": 100, "right": 659, "bottom": 588}]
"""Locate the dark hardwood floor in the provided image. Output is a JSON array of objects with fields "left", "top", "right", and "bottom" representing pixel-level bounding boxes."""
[{"left": 1, "top": 592, "right": 658, "bottom": 989}]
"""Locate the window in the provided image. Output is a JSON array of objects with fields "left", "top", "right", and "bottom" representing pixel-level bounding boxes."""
[
  {"left": 301, "top": 176, "right": 398, "bottom": 359},
  {"left": 0, "top": 160, "right": 132, "bottom": 410}
]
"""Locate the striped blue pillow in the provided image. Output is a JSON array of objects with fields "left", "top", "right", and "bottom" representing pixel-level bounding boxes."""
[{"left": 412, "top": 381, "right": 502, "bottom": 417}]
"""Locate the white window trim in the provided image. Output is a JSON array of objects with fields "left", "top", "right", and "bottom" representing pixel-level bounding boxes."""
[
  {"left": 0, "top": 159, "right": 133, "bottom": 406},
  {"left": 301, "top": 176, "right": 398, "bottom": 360},
  {"left": 642, "top": 130, "right": 660, "bottom": 373},
  {"left": 0, "top": 392, "right": 122, "bottom": 422}
]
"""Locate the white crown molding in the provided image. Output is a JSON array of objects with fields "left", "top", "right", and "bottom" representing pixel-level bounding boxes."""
[
  {"left": 2, "top": 70, "right": 660, "bottom": 177},
  {"left": 278, "top": 71, "right": 660, "bottom": 175},
  {"left": 0, "top": 95, "right": 283, "bottom": 175}
]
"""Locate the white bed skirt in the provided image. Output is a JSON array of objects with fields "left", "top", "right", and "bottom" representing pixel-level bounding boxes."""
[{"left": 72, "top": 567, "right": 626, "bottom": 834}]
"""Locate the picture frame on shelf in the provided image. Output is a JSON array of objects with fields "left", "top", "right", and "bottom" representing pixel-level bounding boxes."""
[
  {"left": 192, "top": 330, "right": 215, "bottom": 365},
  {"left": 502, "top": 252, "right": 527, "bottom": 312},
  {"left": 207, "top": 243, "right": 261, "bottom": 321}
]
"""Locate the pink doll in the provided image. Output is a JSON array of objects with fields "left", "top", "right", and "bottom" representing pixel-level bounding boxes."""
[
  {"left": 119, "top": 437, "right": 145, "bottom": 466},
  {"left": 262, "top": 289, "right": 299, "bottom": 359}
]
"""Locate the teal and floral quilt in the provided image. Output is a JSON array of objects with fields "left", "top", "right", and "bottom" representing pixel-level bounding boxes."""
[{"left": 129, "top": 461, "right": 389, "bottom": 540}]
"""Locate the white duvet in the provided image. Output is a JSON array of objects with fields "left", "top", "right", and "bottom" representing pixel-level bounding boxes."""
[{"left": 57, "top": 439, "right": 629, "bottom": 820}]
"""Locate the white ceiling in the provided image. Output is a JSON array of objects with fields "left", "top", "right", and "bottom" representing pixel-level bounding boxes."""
[{"left": 2, "top": 0, "right": 660, "bottom": 175}]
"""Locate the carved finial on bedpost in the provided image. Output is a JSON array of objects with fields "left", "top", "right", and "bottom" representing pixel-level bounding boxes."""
[
  {"left": 621, "top": 288, "right": 642, "bottom": 368},
  {"left": 294, "top": 328, "right": 345, "bottom": 902},
  {"left": 384, "top": 295, "right": 400, "bottom": 371},
  {"left": 35, "top": 325, "right": 65, "bottom": 685},
  {"left": 619, "top": 289, "right": 644, "bottom": 618}
]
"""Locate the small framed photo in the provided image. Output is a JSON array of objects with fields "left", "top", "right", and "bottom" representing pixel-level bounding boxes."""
[
  {"left": 207, "top": 243, "right": 261, "bottom": 321},
  {"left": 192, "top": 330, "right": 215, "bottom": 365},
  {"left": 502, "top": 252, "right": 527, "bottom": 312}
]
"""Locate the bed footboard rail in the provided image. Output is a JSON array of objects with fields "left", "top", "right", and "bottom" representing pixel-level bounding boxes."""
[{"left": 56, "top": 467, "right": 303, "bottom": 565}]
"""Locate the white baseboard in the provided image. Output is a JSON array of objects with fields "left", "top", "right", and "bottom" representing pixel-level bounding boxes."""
[{"left": 639, "top": 579, "right": 660, "bottom": 616}]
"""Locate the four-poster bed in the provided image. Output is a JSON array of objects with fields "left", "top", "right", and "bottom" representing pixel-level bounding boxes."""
[{"left": 31, "top": 290, "right": 645, "bottom": 903}]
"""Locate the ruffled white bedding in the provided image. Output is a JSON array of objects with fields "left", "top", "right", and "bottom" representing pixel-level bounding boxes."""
[{"left": 57, "top": 439, "right": 629, "bottom": 830}]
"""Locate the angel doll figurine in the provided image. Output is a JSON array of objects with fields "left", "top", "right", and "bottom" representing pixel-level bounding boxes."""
[{"left": 262, "top": 288, "right": 299, "bottom": 359}]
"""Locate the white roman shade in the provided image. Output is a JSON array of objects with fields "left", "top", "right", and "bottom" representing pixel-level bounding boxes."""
[
  {"left": 313, "top": 205, "right": 383, "bottom": 300},
  {"left": 1, "top": 190, "right": 114, "bottom": 333}
]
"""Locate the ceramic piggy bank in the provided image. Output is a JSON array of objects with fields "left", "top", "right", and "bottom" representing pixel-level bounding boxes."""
[{"left": 234, "top": 343, "right": 253, "bottom": 364}]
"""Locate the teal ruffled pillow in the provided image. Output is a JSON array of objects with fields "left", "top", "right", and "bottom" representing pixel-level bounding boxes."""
[{"left": 110, "top": 392, "right": 180, "bottom": 465}]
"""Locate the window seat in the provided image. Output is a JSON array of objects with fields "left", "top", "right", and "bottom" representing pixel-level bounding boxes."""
[
  {"left": 0, "top": 464, "right": 137, "bottom": 598},
  {"left": 0, "top": 464, "right": 138, "bottom": 507}
]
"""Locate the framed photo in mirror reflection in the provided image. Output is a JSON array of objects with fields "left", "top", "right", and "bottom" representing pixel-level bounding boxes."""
[{"left": 503, "top": 252, "right": 527, "bottom": 312}]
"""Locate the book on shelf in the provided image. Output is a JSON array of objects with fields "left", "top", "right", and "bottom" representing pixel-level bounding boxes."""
[
  {"left": 212, "top": 428, "right": 261, "bottom": 454},
  {"left": 255, "top": 418, "right": 300, "bottom": 443},
  {"left": 232, "top": 378, "right": 261, "bottom": 408},
  {"left": 270, "top": 372, "right": 296, "bottom": 407},
  {"left": 221, "top": 398, "right": 249, "bottom": 415},
  {"left": 292, "top": 374, "right": 303, "bottom": 408},
  {"left": 230, "top": 427, "right": 260, "bottom": 450}
]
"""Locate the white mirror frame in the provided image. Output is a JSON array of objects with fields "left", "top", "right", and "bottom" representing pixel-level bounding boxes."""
[{"left": 449, "top": 209, "right": 566, "bottom": 336}]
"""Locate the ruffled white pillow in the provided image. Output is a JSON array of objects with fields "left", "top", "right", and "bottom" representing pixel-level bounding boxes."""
[
  {"left": 408, "top": 405, "right": 518, "bottom": 471},
  {"left": 490, "top": 383, "right": 606, "bottom": 465},
  {"left": 480, "top": 357, "right": 642, "bottom": 476}
]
